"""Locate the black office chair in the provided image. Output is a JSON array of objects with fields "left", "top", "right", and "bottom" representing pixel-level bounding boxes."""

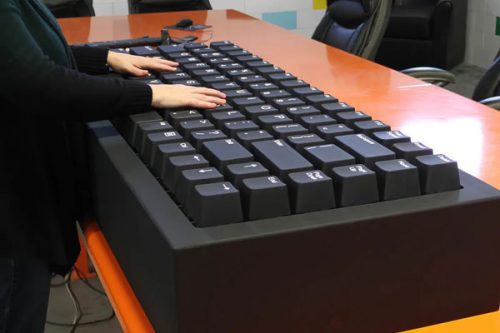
[
  {"left": 312, "top": 0, "right": 392, "bottom": 61},
  {"left": 43, "top": 0, "right": 95, "bottom": 18},
  {"left": 128, "top": 0, "right": 211, "bottom": 14}
]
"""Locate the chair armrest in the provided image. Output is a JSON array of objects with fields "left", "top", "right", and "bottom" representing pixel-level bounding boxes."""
[
  {"left": 479, "top": 96, "right": 500, "bottom": 110},
  {"left": 401, "top": 66, "right": 455, "bottom": 87}
]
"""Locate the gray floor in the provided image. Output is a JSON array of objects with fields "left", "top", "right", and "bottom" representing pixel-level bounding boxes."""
[{"left": 44, "top": 62, "right": 486, "bottom": 333}]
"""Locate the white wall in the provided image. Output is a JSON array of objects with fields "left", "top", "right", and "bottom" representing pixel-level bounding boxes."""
[{"left": 465, "top": 0, "right": 500, "bottom": 68}]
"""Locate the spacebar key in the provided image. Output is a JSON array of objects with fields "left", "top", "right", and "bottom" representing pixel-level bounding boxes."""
[{"left": 251, "top": 139, "right": 313, "bottom": 179}]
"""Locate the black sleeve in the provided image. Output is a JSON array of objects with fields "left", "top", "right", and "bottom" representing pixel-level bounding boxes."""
[
  {"left": 71, "top": 46, "right": 110, "bottom": 75},
  {"left": 0, "top": 2, "right": 153, "bottom": 122}
]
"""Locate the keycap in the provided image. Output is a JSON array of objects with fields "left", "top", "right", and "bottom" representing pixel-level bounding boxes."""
[
  {"left": 231, "top": 96, "right": 265, "bottom": 109},
  {"left": 372, "top": 130, "right": 411, "bottom": 147},
  {"left": 286, "top": 170, "right": 335, "bottom": 214},
  {"left": 285, "top": 105, "right": 321, "bottom": 121},
  {"left": 246, "top": 60, "right": 273, "bottom": 68},
  {"left": 268, "top": 73, "right": 297, "bottom": 83},
  {"left": 414, "top": 154, "right": 461, "bottom": 194},
  {"left": 167, "top": 51, "right": 193, "bottom": 59},
  {"left": 116, "top": 111, "right": 162, "bottom": 145},
  {"left": 157, "top": 44, "right": 185, "bottom": 55},
  {"left": 152, "top": 142, "right": 196, "bottom": 179},
  {"left": 207, "top": 110, "right": 246, "bottom": 127},
  {"left": 199, "top": 75, "right": 229, "bottom": 85},
  {"left": 392, "top": 142, "right": 433, "bottom": 162},
  {"left": 226, "top": 162, "right": 270, "bottom": 188},
  {"left": 190, "top": 129, "right": 228, "bottom": 150},
  {"left": 235, "top": 130, "right": 274, "bottom": 149},
  {"left": 178, "top": 119, "right": 214, "bottom": 138},
  {"left": 201, "top": 139, "right": 254, "bottom": 171},
  {"left": 227, "top": 50, "right": 252, "bottom": 58},
  {"left": 259, "top": 90, "right": 292, "bottom": 102},
  {"left": 251, "top": 139, "right": 313, "bottom": 179},
  {"left": 209, "top": 81, "right": 241, "bottom": 91},
  {"left": 247, "top": 82, "right": 279, "bottom": 93},
  {"left": 160, "top": 72, "right": 191, "bottom": 83},
  {"left": 216, "top": 63, "right": 245, "bottom": 73},
  {"left": 191, "top": 47, "right": 216, "bottom": 54},
  {"left": 210, "top": 40, "right": 234, "bottom": 49},
  {"left": 188, "top": 182, "right": 244, "bottom": 227},
  {"left": 331, "top": 164, "right": 379, "bottom": 207},
  {"left": 352, "top": 120, "right": 391, "bottom": 135},
  {"left": 133, "top": 120, "right": 173, "bottom": 153},
  {"left": 223, "top": 89, "right": 253, "bottom": 100},
  {"left": 257, "top": 114, "right": 293, "bottom": 131},
  {"left": 170, "top": 78, "right": 201, "bottom": 86},
  {"left": 279, "top": 79, "right": 309, "bottom": 89},
  {"left": 286, "top": 134, "right": 326, "bottom": 152},
  {"left": 218, "top": 45, "right": 242, "bottom": 53},
  {"left": 129, "top": 45, "right": 160, "bottom": 57},
  {"left": 175, "top": 167, "right": 224, "bottom": 206},
  {"left": 183, "top": 62, "right": 210, "bottom": 71},
  {"left": 374, "top": 159, "right": 421, "bottom": 200},
  {"left": 318, "top": 101, "right": 355, "bottom": 115},
  {"left": 183, "top": 42, "right": 206, "bottom": 50},
  {"left": 201, "top": 103, "right": 234, "bottom": 116},
  {"left": 271, "top": 123, "right": 309, "bottom": 139},
  {"left": 315, "top": 124, "right": 355, "bottom": 141},
  {"left": 176, "top": 57, "right": 200, "bottom": 65},
  {"left": 207, "top": 57, "right": 234, "bottom": 65},
  {"left": 191, "top": 68, "right": 220, "bottom": 77},
  {"left": 167, "top": 110, "right": 203, "bottom": 129},
  {"left": 272, "top": 97, "right": 306, "bottom": 111},
  {"left": 161, "top": 154, "right": 209, "bottom": 190},
  {"left": 300, "top": 114, "right": 337, "bottom": 130},
  {"left": 335, "top": 111, "right": 372, "bottom": 126},
  {"left": 221, "top": 120, "right": 260, "bottom": 137},
  {"left": 303, "top": 144, "right": 356, "bottom": 174},
  {"left": 227, "top": 69, "right": 256, "bottom": 78},
  {"left": 243, "top": 104, "right": 279, "bottom": 121},
  {"left": 292, "top": 87, "right": 323, "bottom": 98},
  {"left": 198, "top": 52, "right": 225, "bottom": 60},
  {"left": 236, "top": 75, "right": 267, "bottom": 88},
  {"left": 334, "top": 134, "right": 395, "bottom": 168},
  {"left": 305, "top": 94, "right": 338, "bottom": 107},
  {"left": 143, "top": 130, "right": 183, "bottom": 165},
  {"left": 256, "top": 66, "right": 285, "bottom": 77},
  {"left": 240, "top": 176, "right": 290, "bottom": 220}
]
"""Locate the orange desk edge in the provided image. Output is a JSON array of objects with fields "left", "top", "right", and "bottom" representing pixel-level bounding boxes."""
[{"left": 60, "top": 10, "right": 500, "bottom": 333}]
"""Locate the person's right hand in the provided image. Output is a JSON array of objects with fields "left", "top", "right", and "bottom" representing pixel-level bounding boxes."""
[{"left": 149, "top": 84, "right": 226, "bottom": 109}]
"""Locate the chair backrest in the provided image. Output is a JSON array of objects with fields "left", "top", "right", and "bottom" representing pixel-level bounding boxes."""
[
  {"left": 312, "top": 0, "right": 392, "bottom": 60},
  {"left": 128, "top": 0, "right": 211, "bottom": 14},
  {"left": 43, "top": 0, "right": 95, "bottom": 17},
  {"left": 472, "top": 51, "right": 500, "bottom": 101}
]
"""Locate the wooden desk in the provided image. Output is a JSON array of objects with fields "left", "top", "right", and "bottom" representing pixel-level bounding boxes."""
[{"left": 60, "top": 10, "right": 500, "bottom": 333}]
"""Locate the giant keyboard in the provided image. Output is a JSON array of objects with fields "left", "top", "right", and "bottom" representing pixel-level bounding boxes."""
[{"left": 88, "top": 40, "right": 500, "bottom": 333}]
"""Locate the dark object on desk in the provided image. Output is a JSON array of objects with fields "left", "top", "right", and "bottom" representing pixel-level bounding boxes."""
[
  {"left": 375, "top": 0, "right": 468, "bottom": 70},
  {"left": 176, "top": 18, "right": 193, "bottom": 28},
  {"left": 73, "top": 36, "right": 162, "bottom": 49},
  {"left": 127, "top": 0, "right": 211, "bottom": 14},
  {"left": 43, "top": 0, "right": 95, "bottom": 18},
  {"left": 89, "top": 39, "right": 500, "bottom": 333},
  {"left": 312, "top": 0, "right": 392, "bottom": 61}
]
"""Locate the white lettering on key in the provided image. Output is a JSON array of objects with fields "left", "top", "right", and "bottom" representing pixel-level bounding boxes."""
[
  {"left": 268, "top": 177, "right": 278, "bottom": 184},
  {"left": 164, "top": 132, "right": 176, "bottom": 137},
  {"left": 357, "top": 134, "right": 375, "bottom": 144}
]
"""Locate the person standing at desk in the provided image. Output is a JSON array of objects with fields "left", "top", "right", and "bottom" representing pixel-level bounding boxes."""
[{"left": 0, "top": 1, "right": 226, "bottom": 332}]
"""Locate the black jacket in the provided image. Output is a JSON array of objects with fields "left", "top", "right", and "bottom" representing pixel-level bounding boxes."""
[{"left": 0, "top": 0, "right": 152, "bottom": 274}]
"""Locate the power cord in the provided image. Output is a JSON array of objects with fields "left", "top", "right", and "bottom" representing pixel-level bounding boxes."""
[{"left": 46, "top": 266, "right": 115, "bottom": 332}]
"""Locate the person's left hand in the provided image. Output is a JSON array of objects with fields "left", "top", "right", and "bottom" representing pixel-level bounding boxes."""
[{"left": 107, "top": 51, "right": 178, "bottom": 76}]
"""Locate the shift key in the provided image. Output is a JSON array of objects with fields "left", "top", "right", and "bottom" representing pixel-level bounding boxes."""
[{"left": 334, "top": 134, "right": 395, "bottom": 168}]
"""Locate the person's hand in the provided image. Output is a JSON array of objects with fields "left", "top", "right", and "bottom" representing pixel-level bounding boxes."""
[
  {"left": 150, "top": 84, "right": 226, "bottom": 109},
  {"left": 107, "top": 51, "right": 178, "bottom": 76}
]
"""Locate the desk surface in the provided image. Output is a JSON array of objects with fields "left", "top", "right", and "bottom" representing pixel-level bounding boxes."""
[{"left": 60, "top": 9, "right": 500, "bottom": 333}]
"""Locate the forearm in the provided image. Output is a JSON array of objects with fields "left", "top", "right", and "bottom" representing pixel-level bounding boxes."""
[{"left": 71, "top": 46, "right": 110, "bottom": 75}]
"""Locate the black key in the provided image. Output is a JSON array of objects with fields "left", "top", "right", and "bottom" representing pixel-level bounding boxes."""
[
  {"left": 241, "top": 176, "right": 290, "bottom": 220},
  {"left": 152, "top": 142, "right": 196, "bottom": 179},
  {"left": 300, "top": 114, "right": 337, "bottom": 130},
  {"left": 176, "top": 57, "right": 201, "bottom": 65},
  {"left": 372, "top": 130, "right": 411, "bottom": 147},
  {"left": 129, "top": 45, "right": 160, "bottom": 57},
  {"left": 227, "top": 69, "right": 255, "bottom": 78},
  {"left": 226, "top": 162, "right": 270, "bottom": 188},
  {"left": 257, "top": 114, "right": 293, "bottom": 131},
  {"left": 268, "top": 73, "right": 297, "bottom": 83},
  {"left": 162, "top": 154, "right": 209, "bottom": 190},
  {"left": 210, "top": 41, "right": 234, "bottom": 49},
  {"left": 315, "top": 124, "right": 355, "bottom": 141},
  {"left": 178, "top": 119, "right": 214, "bottom": 138},
  {"left": 335, "top": 111, "right": 372, "bottom": 126},
  {"left": 374, "top": 159, "right": 421, "bottom": 200},
  {"left": 285, "top": 105, "right": 321, "bottom": 121},
  {"left": 331, "top": 164, "right": 379, "bottom": 207},
  {"left": 271, "top": 123, "right": 309, "bottom": 139},
  {"left": 143, "top": 130, "right": 183, "bottom": 165},
  {"left": 223, "top": 89, "right": 253, "bottom": 100},
  {"left": 175, "top": 167, "right": 224, "bottom": 206},
  {"left": 207, "top": 110, "right": 246, "bottom": 127},
  {"left": 209, "top": 81, "right": 242, "bottom": 91},
  {"left": 280, "top": 79, "right": 309, "bottom": 89},
  {"left": 256, "top": 66, "right": 285, "bottom": 77},
  {"left": 207, "top": 57, "right": 234, "bottom": 65},
  {"left": 116, "top": 111, "right": 162, "bottom": 145},
  {"left": 292, "top": 87, "right": 323, "bottom": 98},
  {"left": 160, "top": 72, "right": 191, "bottom": 83},
  {"left": 201, "top": 138, "right": 254, "bottom": 171},
  {"left": 191, "top": 47, "right": 216, "bottom": 54},
  {"left": 190, "top": 129, "right": 228, "bottom": 150},
  {"left": 246, "top": 60, "right": 273, "bottom": 69},
  {"left": 202, "top": 103, "right": 233, "bottom": 114},
  {"left": 352, "top": 120, "right": 390, "bottom": 135},
  {"left": 191, "top": 68, "right": 220, "bottom": 77},
  {"left": 183, "top": 62, "right": 210, "bottom": 71},
  {"left": 303, "top": 144, "right": 356, "bottom": 174},
  {"left": 251, "top": 139, "right": 313, "bottom": 179},
  {"left": 414, "top": 154, "right": 461, "bottom": 194},
  {"left": 222, "top": 120, "right": 260, "bottom": 137},
  {"left": 231, "top": 96, "right": 265, "bottom": 109},
  {"left": 157, "top": 44, "right": 185, "bottom": 56},
  {"left": 198, "top": 75, "right": 229, "bottom": 85},
  {"left": 183, "top": 42, "right": 207, "bottom": 50},
  {"left": 236, "top": 75, "right": 267, "bottom": 88},
  {"left": 167, "top": 51, "right": 192, "bottom": 59},
  {"left": 334, "top": 134, "right": 396, "bottom": 168},
  {"left": 134, "top": 120, "right": 173, "bottom": 153},
  {"left": 272, "top": 97, "right": 306, "bottom": 111},
  {"left": 218, "top": 45, "right": 242, "bottom": 53},
  {"left": 243, "top": 104, "right": 279, "bottom": 121},
  {"left": 167, "top": 110, "right": 203, "bottom": 129},
  {"left": 247, "top": 82, "right": 279, "bottom": 93},
  {"left": 170, "top": 78, "right": 201, "bottom": 86},
  {"left": 286, "top": 134, "right": 326, "bottom": 152},
  {"left": 235, "top": 54, "right": 261, "bottom": 62},
  {"left": 198, "top": 52, "right": 225, "bottom": 60},
  {"left": 259, "top": 89, "right": 292, "bottom": 103},
  {"left": 305, "top": 93, "right": 338, "bottom": 107},
  {"left": 216, "top": 63, "right": 245, "bottom": 73},
  {"left": 392, "top": 142, "right": 433, "bottom": 162},
  {"left": 286, "top": 170, "right": 335, "bottom": 213},
  {"left": 319, "top": 101, "right": 355, "bottom": 116},
  {"left": 189, "top": 182, "right": 244, "bottom": 227},
  {"left": 235, "top": 130, "right": 274, "bottom": 149}
]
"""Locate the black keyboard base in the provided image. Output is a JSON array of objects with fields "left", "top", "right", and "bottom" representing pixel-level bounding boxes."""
[{"left": 89, "top": 121, "right": 500, "bottom": 333}]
